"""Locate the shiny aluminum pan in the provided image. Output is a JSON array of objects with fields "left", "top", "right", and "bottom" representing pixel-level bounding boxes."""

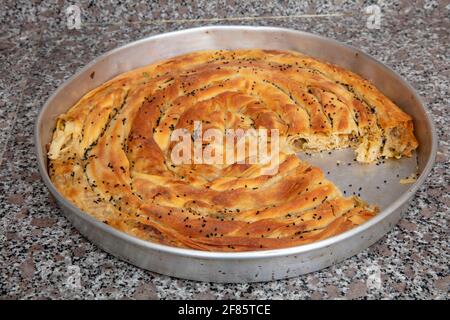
[{"left": 35, "top": 26, "right": 437, "bottom": 283}]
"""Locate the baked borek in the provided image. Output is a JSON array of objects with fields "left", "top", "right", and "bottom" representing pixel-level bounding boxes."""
[{"left": 48, "top": 50, "right": 418, "bottom": 251}]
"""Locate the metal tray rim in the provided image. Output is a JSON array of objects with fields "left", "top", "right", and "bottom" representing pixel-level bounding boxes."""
[{"left": 34, "top": 25, "right": 437, "bottom": 261}]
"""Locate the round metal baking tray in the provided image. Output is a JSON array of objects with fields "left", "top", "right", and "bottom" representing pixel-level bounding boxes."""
[{"left": 35, "top": 26, "right": 437, "bottom": 283}]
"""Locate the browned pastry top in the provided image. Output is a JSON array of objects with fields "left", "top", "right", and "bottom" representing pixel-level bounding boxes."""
[{"left": 48, "top": 49, "right": 417, "bottom": 251}]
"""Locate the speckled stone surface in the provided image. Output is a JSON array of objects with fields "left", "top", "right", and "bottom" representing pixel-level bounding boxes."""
[{"left": 0, "top": 0, "right": 448, "bottom": 299}]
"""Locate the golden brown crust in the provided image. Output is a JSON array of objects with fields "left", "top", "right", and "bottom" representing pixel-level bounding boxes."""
[{"left": 47, "top": 49, "right": 418, "bottom": 251}]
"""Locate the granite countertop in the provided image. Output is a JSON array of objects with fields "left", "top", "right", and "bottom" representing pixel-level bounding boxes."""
[{"left": 1, "top": 0, "right": 448, "bottom": 299}]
